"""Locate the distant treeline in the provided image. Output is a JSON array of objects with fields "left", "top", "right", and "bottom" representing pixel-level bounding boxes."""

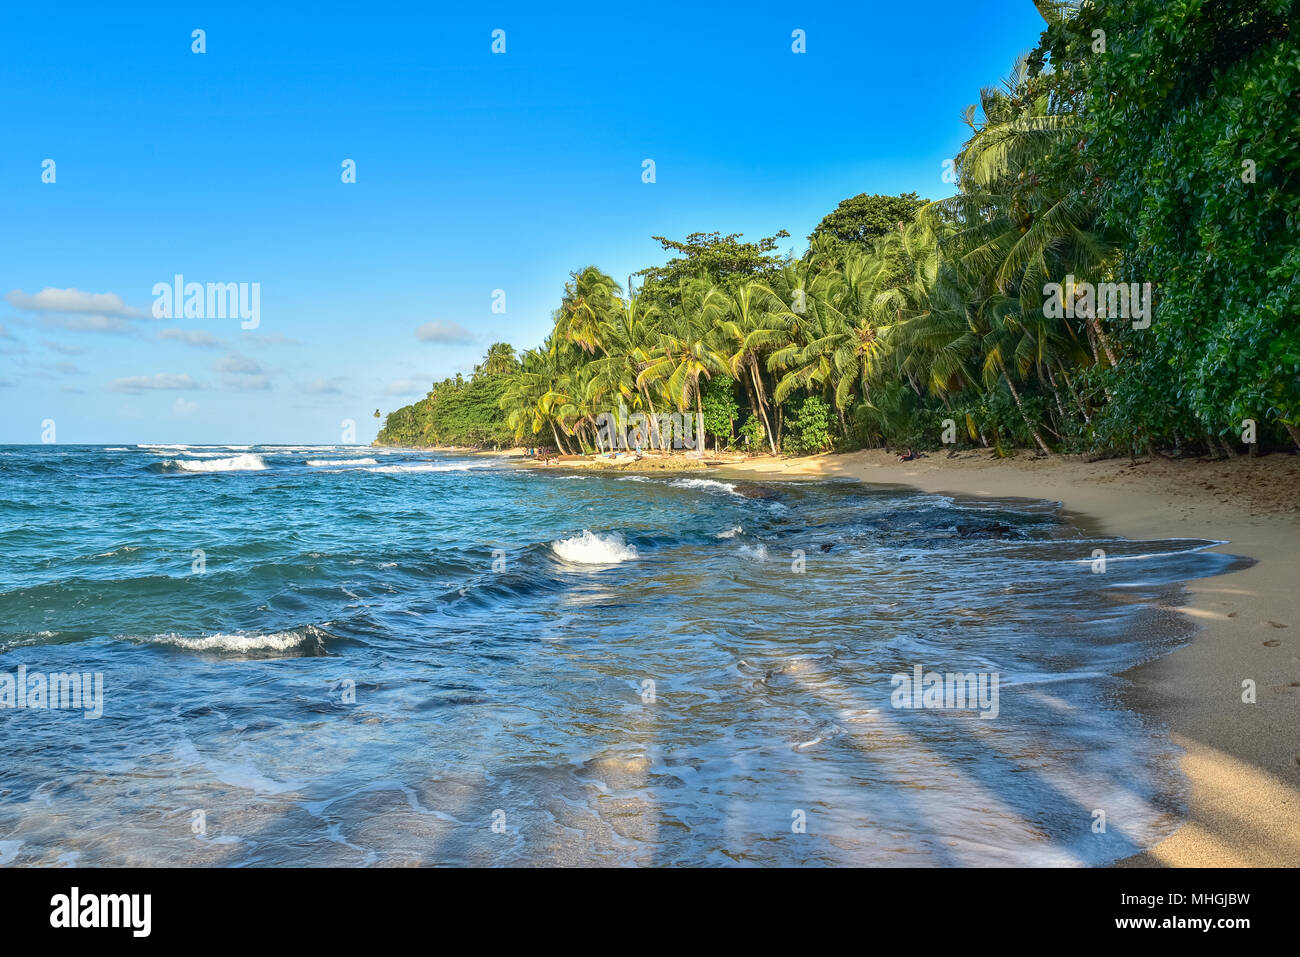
[{"left": 378, "top": 0, "right": 1298, "bottom": 457}]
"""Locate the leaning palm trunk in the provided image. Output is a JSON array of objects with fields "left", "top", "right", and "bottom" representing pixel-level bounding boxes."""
[
  {"left": 640, "top": 390, "right": 661, "bottom": 450},
  {"left": 694, "top": 378, "right": 706, "bottom": 455},
  {"left": 747, "top": 355, "right": 778, "bottom": 455},
  {"left": 1087, "top": 316, "right": 1119, "bottom": 367},
  {"left": 1057, "top": 361, "right": 1090, "bottom": 423},
  {"left": 1045, "top": 366, "right": 1068, "bottom": 422},
  {"left": 1000, "top": 365, "right": 1052, "bottom": 455}
]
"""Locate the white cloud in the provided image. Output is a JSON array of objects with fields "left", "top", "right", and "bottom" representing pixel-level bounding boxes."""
[
  {"left": 40, "top": 339, "right": 86, "bottom": 355},
  {"left": 384, "top": 376, "right": 433, "bottom": 397},
  {"left": 305, "top": 377, "right": 344, "bottom": 395},
  {"left": 222, "top": 374, "right": 271, "bottom": 391},
  {"left": 416, "top": 320, "right": 475, "bottom": 344},
  {"left": 6, "top": 287, "right": 143, "bottom": 317},
  {"left": 109, "top": 373, "right": 201, "bottom": 393},
  {"left": 173, "top": 398, "right": 199, "bottom": 416},
  {"left": 160, "top": 328, "right": 225, "bottom": 349},
  {"left": 41, "top": 314, "right": 138, "bottom": 335},
  {"left": 213, "top": 352, "right": 263, "bottom": 375},
  {"left": 244, "top": 333, "right": 300, "bottom": 348}
]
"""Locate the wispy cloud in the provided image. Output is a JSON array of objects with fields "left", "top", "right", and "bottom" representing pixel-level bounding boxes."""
[
  {"left": 305, "top": 377, "right": 345, "bottom": 395},
  {"left": 213, "top": 353, "right": 263, "bottom": 375},
  {"left": 244, "top": 332, "right": 300, "bottom": 348},
  {"left": 222, "top": 374, "right": 271, "bottom": 391},
  {"left": 40, "top": 314, "right": 138, "bottom": 334},
  {"left": 384, "top": 376, "right": 433, "bottom": 397},
  {"left": 160, "top": 328, "right": 226, "bottom": 349},
  {"left": 6, "top": 287, "right": 144, "bottom": 317},
  {"left": 416, "top": 320, "right": 475, "bottom": 344},
  {"left": 109, "top": 373, "right": 202, "bottom": 393},
  {"left": 0, "top": 323, "right": 26, "bottom": 355},
  {"left": 6, "top": 287, "right": 151, "bottom": 335},
  {"left": 40, "top": 339, "right": 86, "bottom": 355}
]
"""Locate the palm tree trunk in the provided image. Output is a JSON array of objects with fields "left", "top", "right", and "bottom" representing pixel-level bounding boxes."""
[
  {"left": 694, "top": 379, "right": 705, "bottom": 454},
  {"left": 1001, "top": 367, "right": 1052, "bottom": 455},
  {"left": 747, "top": 355, "right": 778, "bottom": 455},
  {"left": 1058, "top": 362, "right": 1090, "bottom": 423},
  {"left": 1045, "top": 366, "right": 1067, "bottom": 421},
  {"left": 1088, "top": 317, "right": 1119, "bottom": 367},
  {"left": 550, "top": 422, "right": 565, "bottom": 455},
  {"left": 641, "top": 390, "right": 661, "bottom": 450}
]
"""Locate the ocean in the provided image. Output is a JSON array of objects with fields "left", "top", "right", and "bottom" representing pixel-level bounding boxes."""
[{"left": 0, "top": 444, "right": 1242, "bottom": 866}]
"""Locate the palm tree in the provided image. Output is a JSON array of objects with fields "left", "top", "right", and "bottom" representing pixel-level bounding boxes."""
[
  {"left": 584, "top": 286, "right": 665, "bottom": 448},
  {"left": 554, "top": 267, "right": 621, "bottom": 356},
  {"left": 475, "top": 341, "right": 520, "bottom": 376},
  {"left": 716, "top": 280, "right": 795, "bottom": 454},
  {"left": 637, "top": 279, "right": 729, "bottom": 451}
]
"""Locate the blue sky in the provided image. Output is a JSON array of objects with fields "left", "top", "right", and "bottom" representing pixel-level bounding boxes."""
[{"left": 1, "top": 1, "right": 1048, "bottom": 444}]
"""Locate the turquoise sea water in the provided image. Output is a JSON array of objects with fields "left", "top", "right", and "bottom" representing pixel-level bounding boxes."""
[{"left": 0, "top": 444, "right": 1242, "bottom": 866}]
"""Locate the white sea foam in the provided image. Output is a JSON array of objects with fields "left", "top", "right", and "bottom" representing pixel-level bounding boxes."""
[
  {"left": 716, "top": 525, "right": 743, "bottom": 539},
  {"left": 737, "top": 543, "right": 768, "bottom": 561},
  {"left": 363, "top": 463, "right": 486, "bottom": 474},
  {"left": 671, "top": 477, "right": 740, "bottom": 495},
  {"left": 174, "top": 453, "right": 268, "bottom": 472},
  {"left": 137, "top": 629, "right": 313, "bottom": 653},
  {"left": 306, "top": 457, "right": 378, "bottom": 467},
  {"left": 551, "top": 530, "right": 638, "bottom": 564}
]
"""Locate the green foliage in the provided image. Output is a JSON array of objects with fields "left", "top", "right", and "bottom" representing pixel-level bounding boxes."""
[
  {"left": 635, "top": 231, "right": 790, "bottom": 307},
  {"left": 701, "top": 375, "right": 740, "bottom": 447},
  {"left": 414, "top": 1, "right": 1299, "bottom": 460},
  {"left": 784, "top": 396, "right": 834, "bottom": 455},
  {"left": 737, "top": 414, "right": 764, "bottom": 450},
  {"left": 1075, "top": 0, "right": 1299, "bottom": 444},
  {"left": 376, "top": 347, "right": 517, "bottom": 448},
  {"left": 809, "top": 192, "right": 929, "bottom": 251}
]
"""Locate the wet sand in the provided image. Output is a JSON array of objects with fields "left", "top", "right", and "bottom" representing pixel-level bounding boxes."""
[{"left": 719, "top": 449, "right": 1300, "bottom": 867}]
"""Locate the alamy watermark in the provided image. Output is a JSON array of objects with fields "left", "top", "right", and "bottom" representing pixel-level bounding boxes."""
[
  {"left": 0, "top": 665, "right": 104, "bottom": 719},
  {"left": 890, "top": 664, "right": 999, "bottom": 719},
  {"left": 152, "top": 274, "right": 260, "bottom": 329},
  {"left": 595, "top": 400, "right": 703, "bottom": 451},
  {"left": 1043, "top": 275, "right": 1152, "bottom": 330}
]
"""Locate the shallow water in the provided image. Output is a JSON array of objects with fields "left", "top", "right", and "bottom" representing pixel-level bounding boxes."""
[{"left": 0, "top": 445, "right": 1243, "bottom": 866}]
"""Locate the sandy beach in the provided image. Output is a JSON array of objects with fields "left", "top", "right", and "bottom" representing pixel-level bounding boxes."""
[{"left": 705, "top": 449, "right": 1300, "bottom": 867}]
